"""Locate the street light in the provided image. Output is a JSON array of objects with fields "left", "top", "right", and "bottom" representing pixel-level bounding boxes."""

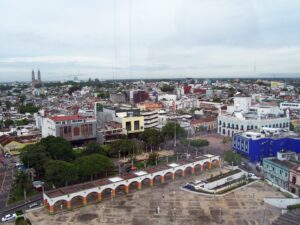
[
  {"left": 262, "top": 207, "right": 266, "bottom": 225},
  {"left": 219, "top": 208, "right": 222, "bottom": 224},
  {"left": 118, "top": 150, "right": 121, "bottom": 176}
]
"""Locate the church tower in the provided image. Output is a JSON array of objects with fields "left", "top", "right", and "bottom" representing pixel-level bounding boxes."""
[
  {"left": 32, "top": 70, "right": 35, "bottom": 82},
  {"left": 37, "top": 69, "right": 41, "bottom": 83}
]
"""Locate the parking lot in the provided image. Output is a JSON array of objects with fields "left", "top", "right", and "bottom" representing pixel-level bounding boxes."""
[{"left": 25, "top": 167, "right": 283, "bottom": 225}]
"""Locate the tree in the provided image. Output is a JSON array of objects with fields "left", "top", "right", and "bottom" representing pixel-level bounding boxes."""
[
  {"left": 19, "top": 94, "right": 26, "bottom": 105},
  {"left": 45, "top": 160, "right": 78, "bottom": 187},
  {"left": 160, "top": 84, "right": 175, "bottom": 92},
  {"left": 212, "top": 97, "right": 221, "bottom": 103},
  {"left": 40, "top": 136, "right": 74, "bottom": 161},
  {"left": 15, "top": 119, "right": 29, "bottom": 126},
  {"left": 224, "top": 150, "right": 241, "bottom": 166},
  {"left": 4, "top": 119, "right": 14, "bottom": 128},
  {"left": 141, "top": 129, "right": 163, "bottom": 151},
  {"left": 109, "top": 139, "right": 140, "bottom": 157},
  {"left": 20, "top": 144, "right": 49, "bottom": 177},
  {"left": 161, "top": 122, "right": 187, "bottom": 140},
  {"left": 19, "top": 103, "right": 39, "bottom": 114},
  {"left": 5, "top": 101, "right": 12, "bottom": 109},
  {"left": 147, "top": 152, "right": 159, "bottom": 166},
  {"left": 75, "top": 154, "right": 113, "bottom": 180},
  {"left": 85, "top": 143, "right": 107, "bottom": 155},
  {"left": 190, "top": 139, "right": 209, "bottom": 147}
]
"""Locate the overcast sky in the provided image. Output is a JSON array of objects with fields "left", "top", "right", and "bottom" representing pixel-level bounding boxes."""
[{"left": 0, "top": 0, "right": 300, "bottom": 82}]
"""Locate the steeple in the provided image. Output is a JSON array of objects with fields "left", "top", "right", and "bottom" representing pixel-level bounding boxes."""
[
  {"left": 32, "top": 69, "right": 35, "bottom": 82},
  {"left": 38, "top": 69, "right": 41, "bottom": 82}
]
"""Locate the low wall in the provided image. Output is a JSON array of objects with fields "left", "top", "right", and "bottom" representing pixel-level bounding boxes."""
[{"left": 264, "top": 197, "right": 300, "bottom": 209}]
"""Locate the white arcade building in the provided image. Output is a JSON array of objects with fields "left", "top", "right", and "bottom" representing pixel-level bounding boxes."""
[
  {"left": 43, "top": 154, "right": 220, "bottom": 214},
  {"left": 218, "top": 97, "right": 290, "bottom": 137}
]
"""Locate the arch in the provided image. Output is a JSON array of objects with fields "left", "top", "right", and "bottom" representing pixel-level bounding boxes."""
[
  {"left": 102, "top": 187, "right": 114, "bottom": 200},
  {"left": 115, "top": 184, "right": 127, "bottom": 195},
  {"left": 175, "top": 168, "right": 184, "bottom": 178},
  {"left": 128, "top": 181, "right": 139, "bottom": 192},
  {"left": 70, "top": 195, "right": 84, "bottom": 209},
  {"left": 184, "top": 166, "right": 193, "bottom": 175},
  {"left": 141, "top": 177, "right": 151, "bottom": 187},
  {"left": 202, "top": 161, "right": 211, "bottom": 170},
  {"left": 164, "top": 171, "right": 173, "bottom": 182},
  {"left": 153, "top": 174, "right": 163, "bottom": 185},
  {"left": 211, "top": 159, "right": 220, "bottom": 168},
  {"left": 86, "top": 191, "right": 98, "bottom": 204},
  {"left": 53, "top": 199, "right": 67, "bottom": 213},
  {"left": 194, "top": 164, "right": 202, "bottom": 174}
]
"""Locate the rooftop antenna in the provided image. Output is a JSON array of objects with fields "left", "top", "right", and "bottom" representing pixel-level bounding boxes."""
[{"left": 128, "top": 0, "right": 132, "bottom": 82}]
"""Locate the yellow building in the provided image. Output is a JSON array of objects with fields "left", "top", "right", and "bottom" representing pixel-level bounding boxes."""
[{"left": 120, "top": 115, "right": 144, "bottom": 134}]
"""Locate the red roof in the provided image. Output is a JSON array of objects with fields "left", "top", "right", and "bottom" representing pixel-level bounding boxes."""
[{"left": 49, "top": 115, "right": 83, "bottom": 122}]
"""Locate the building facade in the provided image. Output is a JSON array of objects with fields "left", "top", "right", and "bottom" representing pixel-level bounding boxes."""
[
  {"left": 232, "top": 130, "right": 300, "bottom": 162},
  {"left": 140, "top": 110, "right": 159, "bottom": 129},
  {"left": 41, "top": 115, "right": 97, "bottom": 142},
  {"left": 218, "top": 97, "right": 289, "bottom": 137},
  {"left": 289, "top": 165, "right": 300, "bottom": 197}
]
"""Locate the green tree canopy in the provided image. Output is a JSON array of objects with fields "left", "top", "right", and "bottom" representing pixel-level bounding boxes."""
[
  {"left": 75, "top": 154, "right": 113, "bottom": 180},
  {"left": 224, "top": 150, "right": 241, "bottom": 166},
  {"left": 161, "top": 122, "right": 187, "bottom": 140},
  {"left": 45, "top": 160, "right": 78, "bottom": 187},
  {"left": 40, "top": 136, "right": 75, "bottom": 161},
  {"left": 141, "top": 129, "right": 163, "bottom": 151},
  {"left": 109, "top": 139, "right": 140, "bottom": 157},
  {"left": 190, "top": 139, "right": 209, "bottom": 147},
  {"left": 20, "top": 144, "right": 49, "bottom": 177},
  {"left": 4, "top": 119, "right": 14, "bottom": 128},
  {"left": 84, "top": 143, "right": 107, "bottom": 155}
]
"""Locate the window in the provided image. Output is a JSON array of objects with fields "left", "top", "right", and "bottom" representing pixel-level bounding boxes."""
[
  {"left": 134, "top": 121, "right": 140, "bottom": 130},
  {"left": 126, "top": 121, "right": 131, "bottom": 131},
  {"left": 73, "top": 127, "right": 80, "bottom": 136}
]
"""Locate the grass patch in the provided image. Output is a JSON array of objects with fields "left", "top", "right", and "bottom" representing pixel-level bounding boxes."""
[
  {"left": 287, "top": 204, "right": 300, "bottom": 210},
  {"left": 206, "top": 169, "right": 241, "bottom": 182}
]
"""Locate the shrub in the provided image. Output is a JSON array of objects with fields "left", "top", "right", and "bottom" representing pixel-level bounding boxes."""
[{"left": 287, "top": 204, "right": 300, "bottom": 210}]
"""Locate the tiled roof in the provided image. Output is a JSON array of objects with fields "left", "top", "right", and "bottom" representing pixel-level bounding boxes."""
[{"left": 49, "top": 115, "right": 83, "bottom": 122}]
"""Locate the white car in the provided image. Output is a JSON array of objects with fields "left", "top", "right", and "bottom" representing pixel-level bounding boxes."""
[
  {"left": 29, "top": 202, "right": 39, "bottom": 209},
  {"left": 1, "top": 213, "right": 16, "bottom": 222}
]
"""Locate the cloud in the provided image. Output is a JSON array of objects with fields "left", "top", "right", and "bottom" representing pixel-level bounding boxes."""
[{"left": 0, "top": 0, "right": 299, "bottom": 81}]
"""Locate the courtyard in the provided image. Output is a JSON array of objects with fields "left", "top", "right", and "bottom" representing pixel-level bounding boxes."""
[{"left": 25, "top": 167, "right": 284, "bottom": 225}]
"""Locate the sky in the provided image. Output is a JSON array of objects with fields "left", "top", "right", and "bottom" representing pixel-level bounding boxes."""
[{"left": 0, "top": 0, "right": 300, "bottom": 82}]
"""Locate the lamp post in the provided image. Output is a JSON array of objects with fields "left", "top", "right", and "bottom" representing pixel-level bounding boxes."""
[
  {"left": 219, "top": 208, "right": 222, "bottom": 224},
  {"left": 118, "top": 150, "right": 121, "bottom": 176},
  {"left": 262, "top": 207, "right": 266, "bottom": 225}
]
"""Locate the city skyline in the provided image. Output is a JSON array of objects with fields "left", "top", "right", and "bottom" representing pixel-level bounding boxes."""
[{"left": 1, "top": 0, "right": 300, "bottom": 81}]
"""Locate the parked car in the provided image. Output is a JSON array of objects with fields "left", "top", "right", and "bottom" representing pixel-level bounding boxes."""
[
  {"left": 28, "top": 202, "right": 39, "bottom": 209},
  {"left": 1, "top": 213, "right": 16, "bottom": 222}
]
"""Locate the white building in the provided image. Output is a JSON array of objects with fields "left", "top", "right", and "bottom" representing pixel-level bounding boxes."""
[
  {"left": 280, "top": 102, "right": 300, "bottom": 110},
  {"left": 218, "top": 97, "right": 290, "bottom": 137},
  {"left": 140, "top": 110, "right": 159, "bottom": 129},
  {"left": 41, "top": 115, "right": 97, "bottom": 142}
]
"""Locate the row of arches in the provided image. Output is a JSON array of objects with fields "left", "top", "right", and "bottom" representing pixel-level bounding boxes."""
[{"left": 46, "top": 159, "right": 220, "bottom": 214}]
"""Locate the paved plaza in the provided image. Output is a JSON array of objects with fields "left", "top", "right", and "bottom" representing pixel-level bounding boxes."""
[{"left": 26, "top": 168, "right": 284, "bottom": 225}]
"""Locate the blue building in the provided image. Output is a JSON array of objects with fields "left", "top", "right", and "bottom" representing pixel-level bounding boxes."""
[{"left": 232, "top": 131, "right": 300, "bottom": 162}]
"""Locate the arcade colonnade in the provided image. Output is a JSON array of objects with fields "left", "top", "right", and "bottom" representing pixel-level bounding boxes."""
[{"left": 43, "top": 155, "right": 220, "bottom": 214}]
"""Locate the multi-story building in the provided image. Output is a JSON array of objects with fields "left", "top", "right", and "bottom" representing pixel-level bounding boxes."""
[
  {"left": 97, "top": 105, "right": 144, "bottom": 137},
  {"left": 130, "top": 90, "right": 149, "bottom": 104},
  {"left": 263, "top": 151, "right": 298, "bottom": 190},
  {"left": 263, "top": 151, "right": 300, "bottom": 192},
  {"left": 136, "top": 102, "right": 163, "bottom": 111},
  {"left": 233, "top": 129, "right": 300, "bottom": 162},
  {"left": 289, "top": 165, "right": 300, "bottom": 197},
  {"left": 140, "top": 110, "right": 159, "bottom": 129},
  {"left": 41, "top": 115, "right": 97, "bottom": 143},
  {"left": 191, "top": 117, "right": 217, "bottom": 133},
  {"left": 218, "top": 97, "right": 290, "bottom": 137},
  {"left": 97, "top": 121, "right": 126, "bottom": 144}
]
